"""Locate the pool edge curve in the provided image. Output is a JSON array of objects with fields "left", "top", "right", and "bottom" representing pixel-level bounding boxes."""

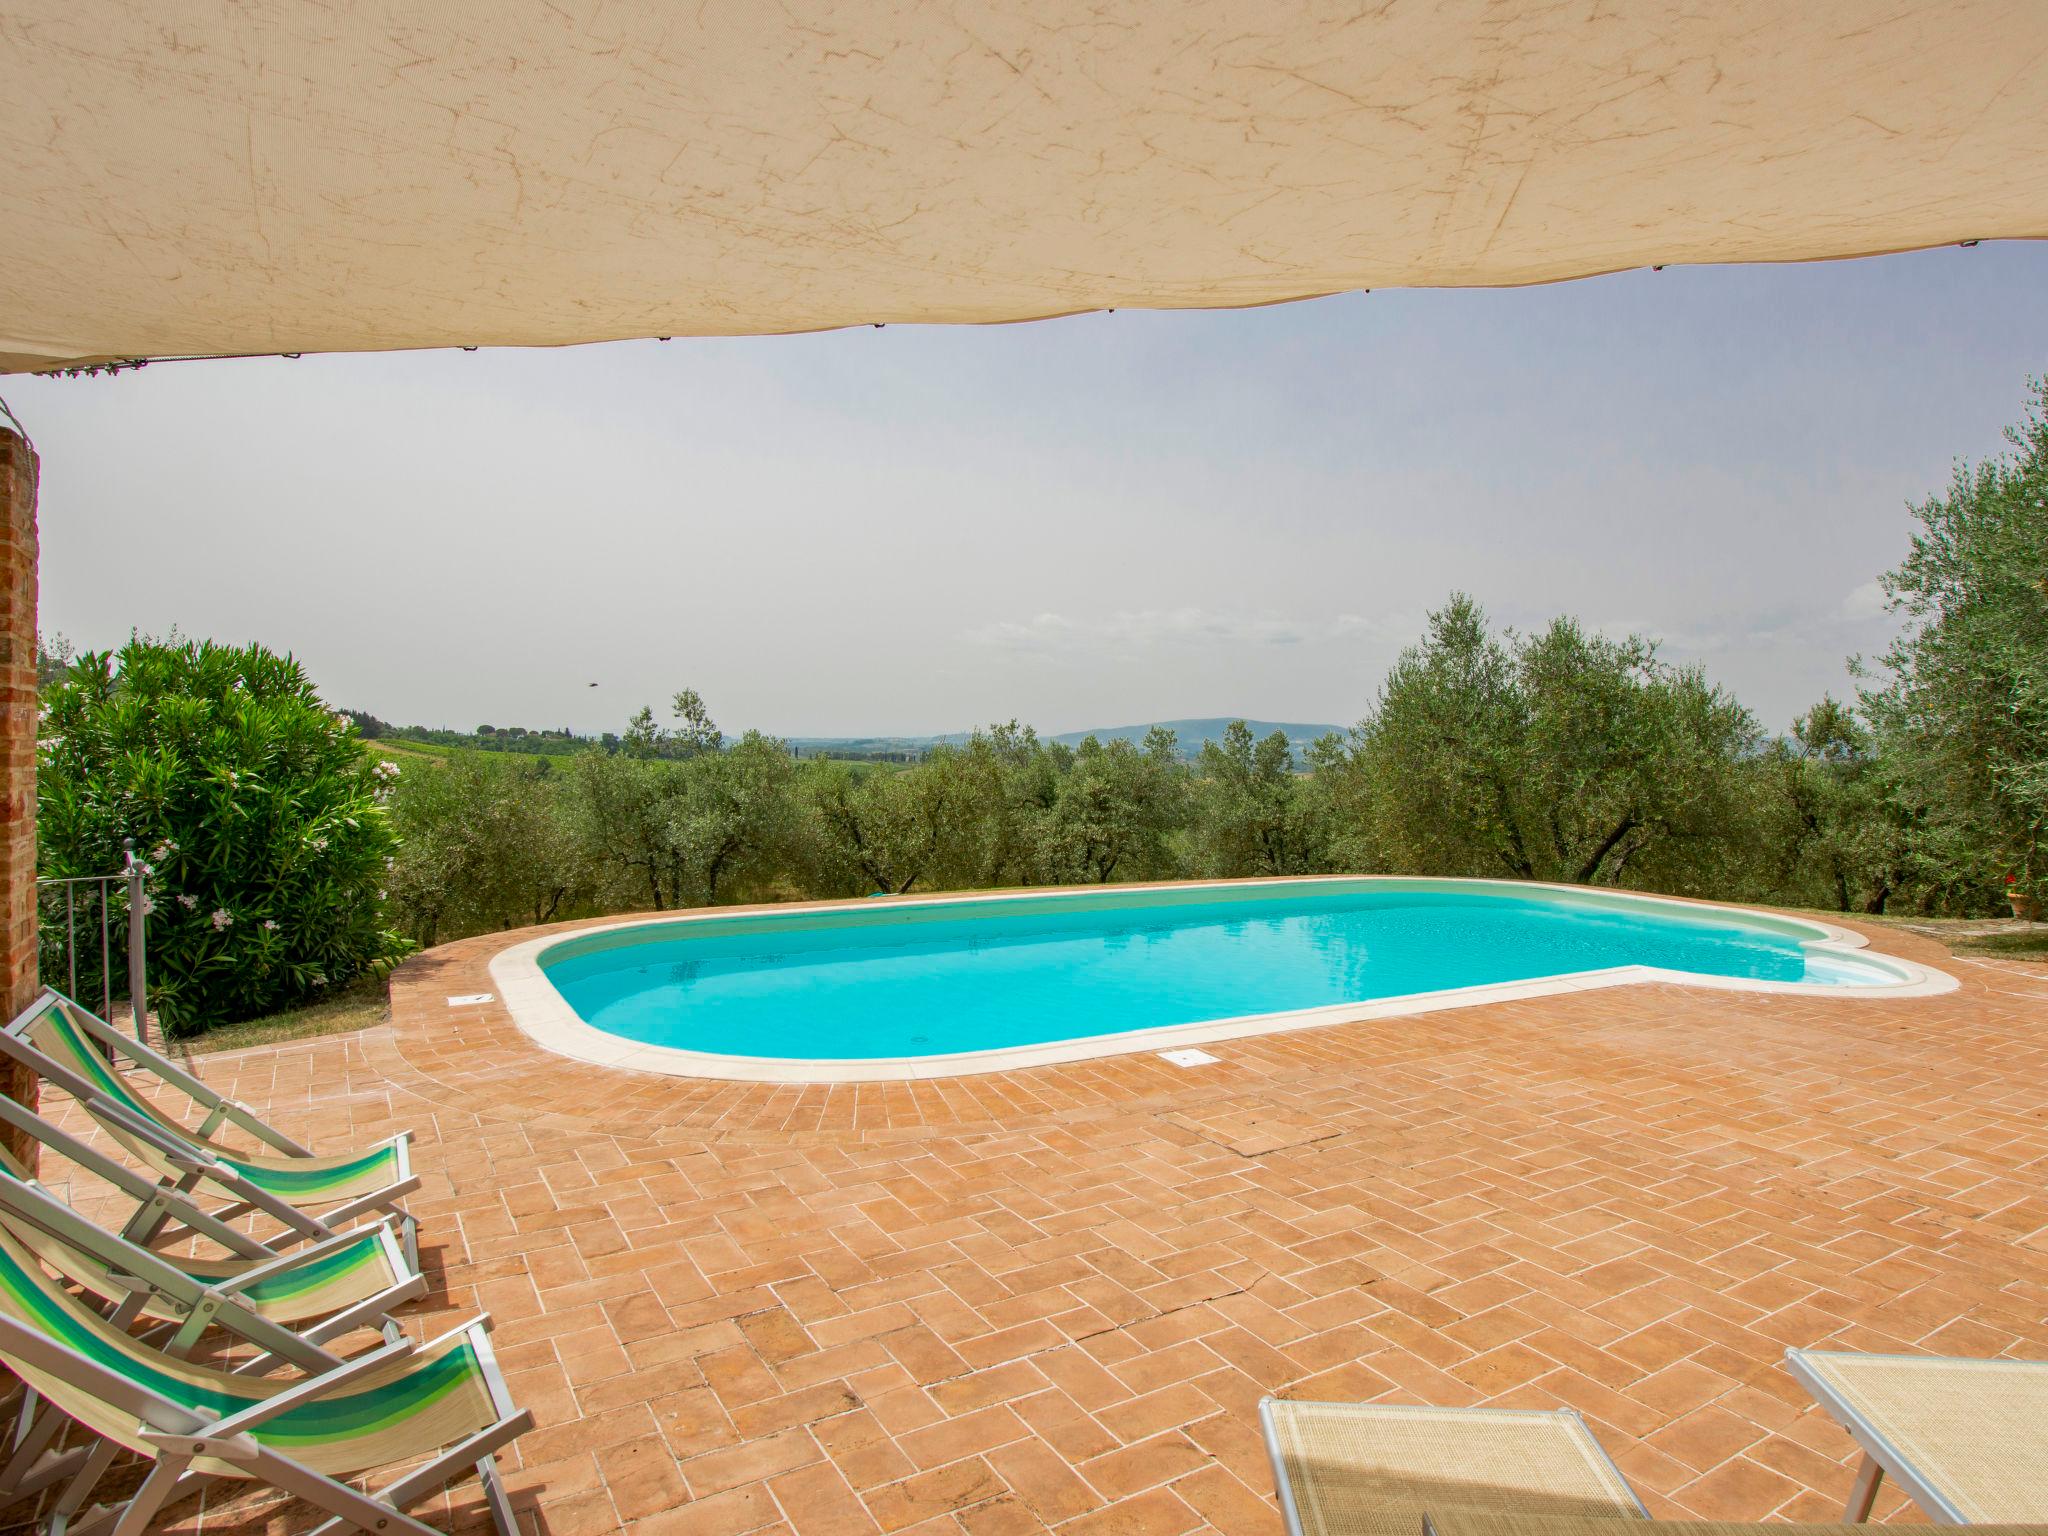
[{"left": 487, "top": 877, "right": 1960, "bottom": 1084}]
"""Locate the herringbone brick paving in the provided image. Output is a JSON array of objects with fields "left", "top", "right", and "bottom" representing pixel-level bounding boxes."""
[{"left": 32, "top": 914, "right": 2048, "bottom": 1533}]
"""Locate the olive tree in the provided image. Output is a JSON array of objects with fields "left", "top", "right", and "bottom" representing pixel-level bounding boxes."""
[
  {"left": 1860, "top": 378, "right": 2048, "bottom": 907},
  {"left": 664, "top": 730, "right": 800, "bottom": 906},
  {"left": 566, "top": 751, "right": 692, "bottom": 909},
  {"left": 1354, "top": 596, "right": 1757, "bottom": 890},
  {"left": 1191, "top": 721, "right": 1327, "bottom": 877},
  {"left": 805, "top": 757, "right": 978, "bottom": 895},
  {"left": 1043, "top": 729, "right": 1188, "bottom": 882},
  {"left": 945, "top": 724, "right": 1064, "bottom": 888},
  {"left": 1745, "top": 698, "right": 1913, "bottom": 913},
  {"left": 385, "top": 754, "right": 588, "bottom": 946},
  {"left": 569, "top": 716, "right": 799, "bottom": 910}
]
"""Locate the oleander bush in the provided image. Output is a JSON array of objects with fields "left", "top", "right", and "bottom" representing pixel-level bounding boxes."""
[{"left": 37, "top": 637, "right": 407, "bottom": 1035}]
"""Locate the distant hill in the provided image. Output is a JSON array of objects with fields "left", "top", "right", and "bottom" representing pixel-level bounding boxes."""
[
  {"left": 1048, "top": 719, "right": 1346, "bottom": 756},
  {"left": 353, "top": 711, "right": 1349, "bottom": 766},
  {"left": 787, "top": 718, "right": 1346, "bottom": 762}
]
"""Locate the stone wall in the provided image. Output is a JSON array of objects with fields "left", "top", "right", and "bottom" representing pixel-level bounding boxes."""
[{"left": 0, "top": 429, "right": 37, "bottom": 1167}]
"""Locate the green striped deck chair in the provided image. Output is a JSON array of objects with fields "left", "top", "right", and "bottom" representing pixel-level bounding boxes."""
[
  {"left": 0, "top": 1141, "right": 423, "bottom": 1373},
  {"left": 0, "top": 990, "right": 419, "bottom": 1265},
  {"left": 0, "top": 1224, "right": 531, "bottom": 1536},
  {"left": 0, "top": 1089, "right": 283, "bottom": 1263}
]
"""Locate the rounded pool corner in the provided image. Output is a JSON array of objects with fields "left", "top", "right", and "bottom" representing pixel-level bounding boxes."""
[{"left": 1797, "top": 945, "right": 1919, "bottom": 988}]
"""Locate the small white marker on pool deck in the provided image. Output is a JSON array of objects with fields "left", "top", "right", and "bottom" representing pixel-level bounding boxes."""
[
  {"left": 447, "top": 993, "right": 495, "bottom": 1006},
  {"left": 1158, "top": 1048, "right": 1220, "bottom": 1068}
]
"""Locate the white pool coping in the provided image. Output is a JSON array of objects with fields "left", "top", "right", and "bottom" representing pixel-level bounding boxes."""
[{"left": 487, "top": 876, "right": 1959, "bottom": 1084}]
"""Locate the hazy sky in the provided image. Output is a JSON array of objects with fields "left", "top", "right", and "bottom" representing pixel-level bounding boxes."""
[{"left": 8, "top": 242, "right": 2045, "bottom": 739}]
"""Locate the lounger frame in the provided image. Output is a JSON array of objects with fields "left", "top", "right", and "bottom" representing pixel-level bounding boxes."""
[
  {"left": 0, "top": 1092, "right": 278, "bottom": 1259},
  {"left": 1256, "top": 1397, "right": 1648, "bottom": 1536},
  {"left": 0, "top": 990, "right": 420, "bottom": 1264},
  {"left": 1783, "top": 1347, "right": 1971, "bottom": 1524},
  {"left": 2, "top": 989, "right": 309, "bottom": 1154},
  {"left": 0, "top": 1311, "right": 531, "bottom": 1536},
  {"left": 0, "top": 1158, "right": 422, "bottom": 1366}
]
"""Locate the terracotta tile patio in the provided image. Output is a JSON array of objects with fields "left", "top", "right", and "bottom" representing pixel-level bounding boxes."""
[{"left": 29, "top": 915, "right": 2048, "bottom": 1534}]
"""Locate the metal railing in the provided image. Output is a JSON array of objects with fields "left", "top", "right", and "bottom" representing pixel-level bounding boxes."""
[{"left": 35, "top": 840, "right": 148, "bottom": 1038}]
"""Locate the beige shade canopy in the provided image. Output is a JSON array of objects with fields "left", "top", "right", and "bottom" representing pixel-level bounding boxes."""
[{"left": 3, "top": 0, "right": 2046, "bottom": 373}]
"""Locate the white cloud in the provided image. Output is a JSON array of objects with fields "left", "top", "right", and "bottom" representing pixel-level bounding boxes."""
[
  {"left": 1591, "top": 580, "right": 1901, "bottom": 662},
  {"left": 1838, "top": 579, "right": 1889, "bottom": 620},
  {"left": 1330, "top": 611, "right": 1426, "bottom": 643}
]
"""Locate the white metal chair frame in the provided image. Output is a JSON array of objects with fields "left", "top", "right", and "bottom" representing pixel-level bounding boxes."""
[
  {"left": 0, "top": 993, "right": 420, "bottom": 1265},
  {"left": 0, "top": 1313, "right": 530, "bottom": 1536}
]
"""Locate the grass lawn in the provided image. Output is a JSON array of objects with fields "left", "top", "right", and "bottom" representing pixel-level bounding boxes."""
[
  {"left": 174, "top": 973, "right": 391, "bottom": 1055},
  {"left": 365, "top": 737, "right": 555, "bottom": 770},
  {"left": 1934, "top": 925, "right": 2048, "bottom": 961},
  {"left": 364, "top": 737, "right": 454, "bottom": 765},
  {"left": 1854, "top": 912, "right": 2048, "bottom": 963}
]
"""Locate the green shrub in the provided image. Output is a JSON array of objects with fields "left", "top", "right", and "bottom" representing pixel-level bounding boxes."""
[{"left": 37, "top": 638, "right": 408, "bottom": 1035}]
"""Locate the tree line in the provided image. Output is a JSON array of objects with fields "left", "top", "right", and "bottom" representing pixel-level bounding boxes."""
[
  {"left": 370, "top": 635, "right": 1874, "bottom": 948},
  {"left": 386, "top": 378, "right": 2048, "bottom": 946}
]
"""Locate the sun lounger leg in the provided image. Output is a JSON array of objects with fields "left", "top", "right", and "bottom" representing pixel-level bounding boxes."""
[
  {"left": 165, "top": 1308, "right": 212, "bottom": 1357},
  {"left": 118, "top": 1201, "right": 165, "bottom": 1248},
  {"left": 480, "top": 1452, "right": 520, "bottom": 1536},
  {"left": 44, "top": 1436, "right": 121, "bottom": 1533},
  {"left": 301, "top": 1413, "right": 533, "bottom": 1536},
  {"left": 104, "top": 1453, "right": 187, "bottom": 1536},
  {"left": 0, "top": 1396, "right": 85, "bottom": 1498},
  {"left": 135, "top": 1438, "right": 448, "bottom": 1536},
  {"left": 1845, "top": 1451, "right": 1883, "bottom": 1522},
  {"left": 2, "top": 1384, "right": 43, "bottom": 1464},
  {"left": 4, "top": 1443, "right": 89, "bottom": 1501},
  {"left": 68, "top": 1467, "right": 214, "bottom": 1536}
]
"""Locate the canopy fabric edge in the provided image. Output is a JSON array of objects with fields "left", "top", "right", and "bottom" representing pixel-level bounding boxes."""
[{"left": 5, "top": 0, "right": 2046, "bottom": 373}]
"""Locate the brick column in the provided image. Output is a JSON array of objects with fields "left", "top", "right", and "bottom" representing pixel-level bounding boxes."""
[{"left": 0, "top": 429, "right": 36, "bottom": 1169}]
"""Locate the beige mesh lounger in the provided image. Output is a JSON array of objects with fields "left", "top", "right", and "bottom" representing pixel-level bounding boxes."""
[
  {"left": 1422, "top": 1513, "right": 2048, "bottom": 1536},
  {"left": 1259, "top": 1399, "right": 1647, "bottom": 1536},
  {"left": 1786, "top": 1347, "right": 2048, "bottom": 1524}
]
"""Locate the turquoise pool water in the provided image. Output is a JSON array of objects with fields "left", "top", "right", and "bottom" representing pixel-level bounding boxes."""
[{"left": 538, "top": 881, "right": 1901, "bottom": 1062}]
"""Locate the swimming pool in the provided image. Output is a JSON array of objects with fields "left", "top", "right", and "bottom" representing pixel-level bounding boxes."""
[{"left": 491, "top": 878, "right": 1954, "bottom": 1081}]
